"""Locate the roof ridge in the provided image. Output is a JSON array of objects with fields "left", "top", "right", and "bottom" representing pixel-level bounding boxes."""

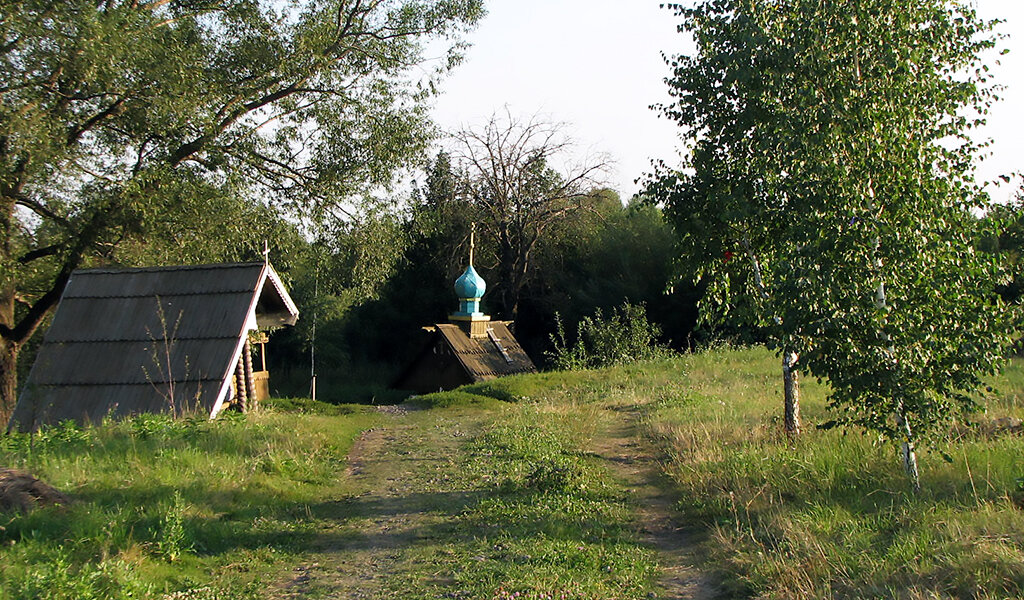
[
  {"left": 44, "top": 335, "right": 241, "bottom": 343},
  {"left": 62, "top": 290, "right": 255, "bottom": 299},
  {"left": 74, "top": 262, "right": 264, "bottom": 275}
]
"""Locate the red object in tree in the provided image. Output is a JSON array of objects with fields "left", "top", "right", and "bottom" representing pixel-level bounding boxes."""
[{"left": 723, "top": 250, "right": 734, "bottom": 263}]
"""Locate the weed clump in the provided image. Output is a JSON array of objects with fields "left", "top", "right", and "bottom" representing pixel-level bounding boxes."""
[{"left": 547, "top": 303, "right": 670, "bottom": 370}]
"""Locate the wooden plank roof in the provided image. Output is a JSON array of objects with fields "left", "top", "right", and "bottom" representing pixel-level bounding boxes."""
[
  {"left": 392, "top": 321, "right": 537, "bottom": 394},
  {"left": 435, "top": 322, "right": 537, "bottom": 380},
  {"left": 8, "top": 262, "right": 297, "bottom": 431}
]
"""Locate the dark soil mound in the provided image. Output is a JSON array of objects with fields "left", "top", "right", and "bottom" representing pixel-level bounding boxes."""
[{"left": 0, "top": 468, "right": 70, "bottom": 513}]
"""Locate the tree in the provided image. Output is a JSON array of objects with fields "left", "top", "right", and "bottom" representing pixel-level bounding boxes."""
[
  {"left": 647, "top": 0, "right": 1016, "bottom": 488},
  {"left": 409, "top": 150, "right": 475, "bottom": 287},
  {"left": 450, "top": 111, "right": 610, "bottom": 319},
  {"left": 0, "top": 0, "right": 483, "bottom": 423},
  {"left": 523, "top": 191, "right": 698, "bottom": 354},
  {"left": 978, "top": 184, "right": 1024, "bottom": 305}
]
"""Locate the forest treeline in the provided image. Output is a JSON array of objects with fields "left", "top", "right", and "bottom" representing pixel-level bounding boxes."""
[{"left": 18, "top": 141, "right": 1024, "bottom": 399}]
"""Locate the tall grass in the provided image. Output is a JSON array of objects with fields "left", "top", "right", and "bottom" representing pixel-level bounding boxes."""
[
  {"left": 0, "top": 403, "right": 379, "bottom": 600},
  {"left": 644, "top": 346, "right": 1024, "bottom": 599}
]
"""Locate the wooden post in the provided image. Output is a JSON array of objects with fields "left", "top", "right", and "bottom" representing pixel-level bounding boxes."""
[
  {"left": 243, "top": 337, "right": 256, "bottom": 412},
  {"left": 234, "top": 357, "right": 247, "bottom": 410}
]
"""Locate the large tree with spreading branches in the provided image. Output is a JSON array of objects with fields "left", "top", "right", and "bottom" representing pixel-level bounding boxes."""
[
  {"left": 0, "top": 0, "right": 483, "bottom": 424},
  {"left": 451, "top": 111, "right": 610, "bottom": 319}
]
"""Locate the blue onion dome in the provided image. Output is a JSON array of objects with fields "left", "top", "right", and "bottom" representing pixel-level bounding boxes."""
[{"left": 455, "top": 264, "right": 486, "bottom": 299}]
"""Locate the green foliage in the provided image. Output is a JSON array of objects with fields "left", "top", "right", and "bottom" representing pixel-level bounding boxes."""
[
  {"left": 547, "top": 303, "right": 670, "bottom": 370},
  {"left": 0, "top": 0, "right": 485, "bottom": 418},
  {"left": 978, "top": 186, "right": 1024, "bottom": 304},
  {"left": 648, "top": 0, "right": 1018, "bottom": 467},
  {"left": 522, "top": 195, "right": 701, "bottom": 355},
  {"left": 290, "top": 154, "right": 696, "bottom": 372},
  {"left": 307, "top": 152, "right": 474, "bottom": 367},
  {"left": 276, "top": 203, "right": 411, "bottom": 368},
  {"left": 268, "top": 152, "right": 473, "bottom": 372},
  {"left": 156, "top": 491, "right": 192, "bottom": 562},
  {"left": 1, "top": 548, "right": 152, "bottom": 600}
]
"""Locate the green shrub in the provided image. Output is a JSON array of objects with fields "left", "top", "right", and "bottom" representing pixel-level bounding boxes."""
[
  {"left": 524, "top": 455, "right": 580, "bottom": 493},
  {"left": 547, "top": 303, "right": 671, "bottom": 370},
  {"left": 155, "top": 491, "right": 192, "bottom": 562}
]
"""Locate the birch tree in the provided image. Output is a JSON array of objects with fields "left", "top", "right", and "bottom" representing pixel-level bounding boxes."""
[{"left": 647, "top": 0, "right": 1016, "bottom": 487}]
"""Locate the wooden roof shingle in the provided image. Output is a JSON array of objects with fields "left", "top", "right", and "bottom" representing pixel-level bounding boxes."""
[{"left": 434, "top": 323, "right": 536, "bottom": 379}]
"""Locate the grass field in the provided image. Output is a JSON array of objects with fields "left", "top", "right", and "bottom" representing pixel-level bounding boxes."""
[
  {"left": 642, "top": 346, "right": 1024, "bottom": 599},
  {"left": 2, "top": 347, "right": 1023, "bottom": 599},
  {"left": 413, "top": 348, "right": 1024, "bottom": 598},
  {"left": 0, "top": 403, "right": 382, "bottom": 600}
]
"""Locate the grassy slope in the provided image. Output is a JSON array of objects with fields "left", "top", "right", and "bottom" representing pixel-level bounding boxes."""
[
  {"left": 644, "top": 346, "right": 1024, "bottom": 599},
  {"left": 421, "top": 349, "right": 1024, "bottom": 598},
  {"left": 2, "top": 348, "right": 1023, "bottom": 599}
]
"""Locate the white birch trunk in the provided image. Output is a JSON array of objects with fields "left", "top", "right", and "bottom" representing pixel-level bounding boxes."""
[
  {"left": 740, "top": 236, "right": 801, "bottom": 437},
  {"left": 783, "top": 349, "right": 801, "bottom": 436}
]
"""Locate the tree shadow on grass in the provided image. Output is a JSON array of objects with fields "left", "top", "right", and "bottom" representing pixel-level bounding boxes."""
[
  {"left": 9, "top": 481, "right": 494, "bottom": 559},
  {"left": 311, "top": 489, "right": 489, "bottom": 521}
]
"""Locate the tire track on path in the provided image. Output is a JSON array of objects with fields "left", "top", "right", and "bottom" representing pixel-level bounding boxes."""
[
  {"left": 589, "top": 404, "right": 721, "bottom": 600},
  {"left": 272, "top": 405, "right": 483, "bottom": 599},
  {"left": 269, "top": 398, "right": 719, "bottom": 599}
]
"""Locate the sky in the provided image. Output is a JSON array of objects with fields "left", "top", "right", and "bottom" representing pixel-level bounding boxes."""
[{"left": 430, "top": 0, "right": 1024, "bottom": 203}]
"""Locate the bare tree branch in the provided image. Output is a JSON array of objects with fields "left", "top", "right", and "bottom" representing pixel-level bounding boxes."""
[
  {"left": 450, "top": 110, "right": 611, "bottom": 317},
  {"left": 18, "top": 243, "right": 65, "bottom": 264}
]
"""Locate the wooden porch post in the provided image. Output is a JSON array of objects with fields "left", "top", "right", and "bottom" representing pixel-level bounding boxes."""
[
  {"left": 243, "top": 337, "right": 257, "bottom": 412},
  {"left": 234, "top": 356, "right": 248, "bottom": 410}
]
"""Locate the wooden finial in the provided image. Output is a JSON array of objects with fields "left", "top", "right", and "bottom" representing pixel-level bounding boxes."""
[{"left": 262, "top": 240, "right": 270, "bottom": 265}]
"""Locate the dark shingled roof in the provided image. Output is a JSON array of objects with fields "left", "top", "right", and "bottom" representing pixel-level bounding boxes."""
[
  {"left": 8, "top": 263, "right": 297, "bottom": 431},
  {"left": 393, "top": 321, "right": 537, "bottom": 394}
]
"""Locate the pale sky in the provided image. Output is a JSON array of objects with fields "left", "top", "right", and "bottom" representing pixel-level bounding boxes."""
[{"left": 431, "top": 1, "right": 1024, "bottom": 203}]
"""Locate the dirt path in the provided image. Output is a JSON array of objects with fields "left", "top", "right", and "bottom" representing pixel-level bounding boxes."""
[
  {"left": 270, "top": 401, "right": 717, "bottom": 599},
  {"left": 589, "top": 405, "right": 720, "bottom": 599},
  {"left": 271, "top": 405, "right": 485, "bottom": 598}
]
